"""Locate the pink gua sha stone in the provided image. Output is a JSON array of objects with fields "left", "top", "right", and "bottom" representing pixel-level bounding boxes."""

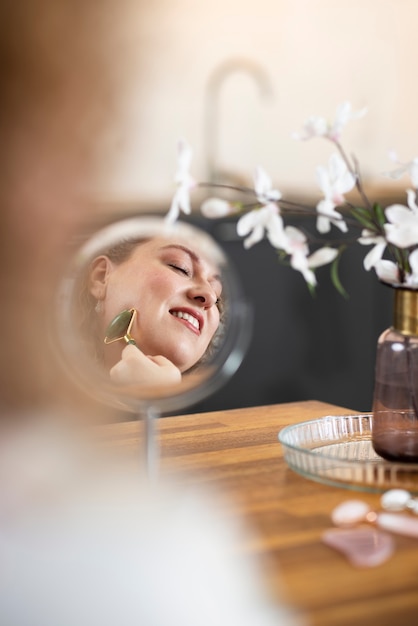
[
  {"left": 322, "top": 527, "right": 395, "bottom": 568},
  {"left": 322, "top": 500, "right": 395, "bottom": 567},
  {"left": 332, "top": 498, "right": 418, "bottom": 538}
]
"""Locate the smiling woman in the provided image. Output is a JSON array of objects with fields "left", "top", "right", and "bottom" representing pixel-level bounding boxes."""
[{"left": 60, "top": 216, "right": 241, "bottom": 410}]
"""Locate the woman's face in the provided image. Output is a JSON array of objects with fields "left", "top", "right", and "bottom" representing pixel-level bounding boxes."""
[{"left": 95, "top": 237, "right": 223, "bottom": 373}]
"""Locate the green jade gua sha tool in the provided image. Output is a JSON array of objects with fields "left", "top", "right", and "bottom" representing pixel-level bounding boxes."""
[
  {"left": 104, "top": 308, "right": 138, "bottom": 346},
  {"left": 103, "top": 306, "right": 158, "bottom": 481}
]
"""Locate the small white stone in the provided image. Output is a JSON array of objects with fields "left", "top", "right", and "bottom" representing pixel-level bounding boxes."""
[
  {"left": 331, "top": 500, "right": 371, "bottom": 526},
  {"left": 381, "top": 489, "right": 411, "bottom": 511},
  {"left": 406, "top": 498, "right": 418, "bottom": 514}
]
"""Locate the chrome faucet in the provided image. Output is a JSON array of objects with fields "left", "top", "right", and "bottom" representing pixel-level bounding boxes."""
[{"left": 204, "top": 58, "right": 273, "bottom": 184}]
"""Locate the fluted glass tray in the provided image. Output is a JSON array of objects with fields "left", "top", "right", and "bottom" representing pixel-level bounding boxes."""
[{"left": 278, "top": 414, "right": 418, "bottom": 494}]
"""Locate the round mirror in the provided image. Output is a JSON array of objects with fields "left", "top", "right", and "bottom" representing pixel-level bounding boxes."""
[{"left": 55, "top": 214, "right": 251, "bottom": 418}]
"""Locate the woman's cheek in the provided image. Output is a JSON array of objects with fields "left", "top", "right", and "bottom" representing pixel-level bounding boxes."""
[{"left": 210, "top": 311, "right": 221, "bottom": 339}]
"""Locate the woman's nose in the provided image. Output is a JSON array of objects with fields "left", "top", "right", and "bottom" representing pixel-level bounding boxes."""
[{"left": 188, "top": 282, "right": 218, "bottom": 308}]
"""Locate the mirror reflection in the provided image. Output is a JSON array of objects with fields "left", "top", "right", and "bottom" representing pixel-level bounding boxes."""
[{"left": 57, "top": 216, "right": 249, "bottom": 414}]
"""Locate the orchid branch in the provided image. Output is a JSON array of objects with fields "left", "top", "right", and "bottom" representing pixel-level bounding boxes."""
[{"left": 167, "top": 101, "right": 418, "bottom": 291}]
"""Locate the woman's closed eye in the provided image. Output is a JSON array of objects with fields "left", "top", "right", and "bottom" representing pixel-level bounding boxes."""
[
  {"left": 169, "top": 262, "right": 222, "bottom": 307},
  {"left": 168, "top": 263, "right": 191, "bottom": 276}
]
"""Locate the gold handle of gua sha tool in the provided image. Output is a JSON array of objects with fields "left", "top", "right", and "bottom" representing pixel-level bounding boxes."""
[{"left": 104, "top": 308, "right": 138, "bottom": 346}]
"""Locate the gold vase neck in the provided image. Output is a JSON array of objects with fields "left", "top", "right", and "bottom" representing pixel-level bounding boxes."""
[{"left": 393, "top": 288, "right": 418, "bottom": 335}]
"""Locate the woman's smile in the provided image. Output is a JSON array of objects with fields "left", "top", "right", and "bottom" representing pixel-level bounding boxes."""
[{"left": 170, "top": 308, "right": 203, "bottom": 333}]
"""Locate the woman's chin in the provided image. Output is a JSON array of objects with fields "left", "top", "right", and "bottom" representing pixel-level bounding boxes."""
[{"left": 172, "top": 353, "right": 205, "bottom": 375}]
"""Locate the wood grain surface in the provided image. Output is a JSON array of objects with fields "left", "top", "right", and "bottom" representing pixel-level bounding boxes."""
[{"left": 97, "top": 400, "right": 418, "bottom": 626}]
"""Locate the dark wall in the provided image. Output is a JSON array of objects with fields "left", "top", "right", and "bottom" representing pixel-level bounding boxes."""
[{"left": 181, "top": 214, "right": 393, "bottom": 414}]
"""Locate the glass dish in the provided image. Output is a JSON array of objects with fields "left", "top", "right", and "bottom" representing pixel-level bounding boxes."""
[{"left": 278, "top": 414, "right": 418, "bottom": 494}]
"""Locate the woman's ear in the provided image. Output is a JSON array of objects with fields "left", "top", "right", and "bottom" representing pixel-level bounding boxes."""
[{"left": 89, "top": 255, "right": 113, "bottom": 300}]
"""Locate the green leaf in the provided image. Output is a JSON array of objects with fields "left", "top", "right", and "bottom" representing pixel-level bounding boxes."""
[
  {"left": 307, "top": 281, "right": 317, "bottom": 297},
  {"left": 351, "top": 206, "right": 371, "bottom": 219},
  {"left": 350, "top": 207, "right": 376, "bottom": 231},
  {"left": 372, "top": 202, "right": 386, "bottom": 226},
  {"left": 330, "top": 250, "right": 349, "bottom": 299}
]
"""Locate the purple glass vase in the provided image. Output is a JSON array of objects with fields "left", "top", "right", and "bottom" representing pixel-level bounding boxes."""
[{"left": 372, "top": 287, "right": 418, "bottom": 462}]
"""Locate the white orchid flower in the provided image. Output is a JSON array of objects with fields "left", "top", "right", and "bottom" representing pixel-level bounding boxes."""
[
  {"left": 385, "top": 190, "right": 418, "bottom": 248},
  {"left": 236, "top": 166, "right": 284, "bottom": 248},
  {"left": 316, "top": 199, "right": 348, "bottom": 234},
  {"left": 237, "top": 204, "right": 285, "bottom": 249},
  {"left": 407, "top": 188, "right": 418, "bottom": 212},
  {"left": 280, "top": 226, "right": 314, "bottom": 285},
  {"left": 385, "top": 151, "right": 418, "bottom": 189},
  {"left": 406, "top": 249, "right": 418, "bottom": 287},
  {"left": 374, "top": 259, "right": 400, "bottom": 284},
  {"left": 374, "top": 249, "right": 418, "bottom": 287},
  {"left": 201, "top": 198, "right": 233, "bottom": 218},
  {"left": 282, "top": 226, "right": 338, "bottom": 287},
  {"left": 293, "top": 101, "right": 367, "bottom": 142},
  {"left": 166, "top": 139, "right": 196, "bottom": 224},
  {"left": 358, "top": 229, "right": 387, "bottom": 271},
  {"left": 308, "top": 246, "right": 339, "bottom": 268},
  {"left": 292, "top": 116, "right": 328, "bottom": 141},
  {"left": 330, "top": 101, "right": 367, "bottom": 141},
  {"left": 315, "top": 153, "right": 354, "bottom": 233},
  {"left": 253, "top": 166, "right": 281, "bottom": 204}
]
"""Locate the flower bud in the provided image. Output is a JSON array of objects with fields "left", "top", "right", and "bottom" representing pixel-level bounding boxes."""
[{"left": 201, "top": 198, "right": 232, "bottom": 218}]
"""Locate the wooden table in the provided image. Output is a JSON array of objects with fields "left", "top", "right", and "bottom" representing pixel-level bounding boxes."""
[{"left": 99, "top": 400, "right": 418, "bottom": 626}]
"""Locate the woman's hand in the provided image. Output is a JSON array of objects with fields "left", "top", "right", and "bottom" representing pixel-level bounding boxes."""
[{"left": 109, "top": 344, "right": 182, "bottom": 389}]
